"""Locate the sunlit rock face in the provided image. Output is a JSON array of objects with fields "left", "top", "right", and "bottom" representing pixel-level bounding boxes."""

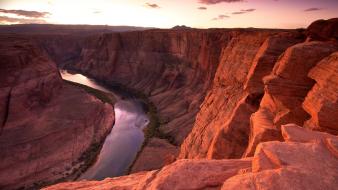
[
  {"left": 303, "top": 52, "right": 338, "bottom": 134},
  {"left": 181, "top": 18, "right": 338, "bottom": 160},
  {"left": 179, "top": 30, "right": 305, "bottom": 159},
  {"left": 244, "top": 41, "right": 338, "bottom": 157},
  {"left": 0, "top": 35, "right": 115, "bottom": 190}
]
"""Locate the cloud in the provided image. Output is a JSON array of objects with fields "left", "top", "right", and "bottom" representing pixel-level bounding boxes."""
[
  {"left": 0, "top": 16, "right": 47, "bottom": 24},
  {"left": 199, "top": 0, "right": 243, "bottom": 5},
  {"left": 304, "top": 8, "right": 322, "bottom": 12},
  {"left": 232, "top": 11, "right": 245, "bottom": 14},
  {"left": 232, "top": 8, "right": 256, "bottom": 14},
  {"left": 241, "top": 8, "right": 255, "bottom": 12},
  {"left": 0, "top": 9, "right": 50, "bottom": 18},
  {"left": 145, "top": 3, "right": 160, "bottom": 8},
  {"left": 198, "top": 7, "right": 207, "bottom": 10},
  {"left": 212, "top": 14, "right": 230, "bottom": 20}
]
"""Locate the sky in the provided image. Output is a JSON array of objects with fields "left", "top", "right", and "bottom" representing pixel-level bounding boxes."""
[{"left": 0, "top": 0, "right": 337, "bottom": 29}]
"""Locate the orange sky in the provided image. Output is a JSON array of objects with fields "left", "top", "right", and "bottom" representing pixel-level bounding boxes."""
[{"left": 0, "top": 0, "right": 337, "bottom": 28}]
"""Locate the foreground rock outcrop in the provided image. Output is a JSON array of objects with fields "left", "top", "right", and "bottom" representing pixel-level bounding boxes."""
[
  {"left": 44, "top": 124, "right": 338, "bottom": 190},
  {"left": 0, "top": 35, "right": 115, "bottom": 190}
]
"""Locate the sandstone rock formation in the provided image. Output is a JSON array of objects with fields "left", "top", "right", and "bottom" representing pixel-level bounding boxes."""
[
  {"left": 0, "top": 35, "right": 115, "bottom": 190},
  {"left": 244, "top": 41, "right": 338, "bottom": 157},
  {"left": 44, "top": 124, "right": 338, "bottom": 190},
  {"left": 221, "top": 124, "right": 338, "bottom": 190},
  {"left": 45, "top": 158, "right": 253, "bottom": 190},
  {"left": 180, "top": 19, "right": 338, "bottom": 160},
  {"left": 303, "top": 52, "right": 338, "bottom": 134},
  {"left": 179, "top": 30, "right": 304, "bottom": 159}
]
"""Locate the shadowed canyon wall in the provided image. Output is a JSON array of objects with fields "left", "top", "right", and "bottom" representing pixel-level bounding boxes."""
[{"left": 0, "top": 35, "right": 115, "bottom": 190}]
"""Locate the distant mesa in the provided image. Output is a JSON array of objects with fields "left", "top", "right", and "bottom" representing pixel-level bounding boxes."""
[{"left": 172, "top": 25, "right": 193, "bottom": 30}]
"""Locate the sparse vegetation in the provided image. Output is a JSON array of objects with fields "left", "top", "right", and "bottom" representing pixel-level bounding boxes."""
[
  {"left": 110, "top": 83, "right": 177, "bottom": 175},
  {"left": 63, "top": 79, "right": 118, "bottom": 178}
]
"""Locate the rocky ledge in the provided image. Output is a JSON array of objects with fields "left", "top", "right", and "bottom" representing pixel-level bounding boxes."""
[{"left": 44, "top": 124, "right": 338, "bottom": 190}]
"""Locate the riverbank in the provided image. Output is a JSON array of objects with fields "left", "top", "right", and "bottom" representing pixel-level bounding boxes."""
[
  {"left": 63, "top": 80, "right": 117, "bottom": 179},
  {"left": 25, "top": 80, "right": 117, "bottom": 190},
  {"left": 104, "top": 83, "right": 177, "bottom": 174}
]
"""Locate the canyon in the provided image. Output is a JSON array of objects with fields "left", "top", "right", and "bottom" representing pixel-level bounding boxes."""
[{"left": 0, "top": 18, "right": 337, "bottom": 190}]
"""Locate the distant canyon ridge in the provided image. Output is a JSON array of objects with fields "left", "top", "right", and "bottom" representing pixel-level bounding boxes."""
[{"left": 0, "top": 18, "right": 337, "bottom": 190}]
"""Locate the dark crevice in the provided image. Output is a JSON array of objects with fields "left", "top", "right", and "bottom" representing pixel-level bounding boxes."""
[
  {"left": 246, "top": 92, "right": 264, "bottom": 109},
  {"left": 1, "top": 88, "right": 12, "bottom": 135}
]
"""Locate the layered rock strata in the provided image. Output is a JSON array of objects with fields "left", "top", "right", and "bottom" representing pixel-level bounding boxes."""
[
  {"left": 244, "top": 41, "right": 338, "bottom": 156},
  {"left": 303, "top": 52, "right": 338, "bottom": 134},
  {"left": 179, "top": 31, "right": 304, "bottom": 159}
]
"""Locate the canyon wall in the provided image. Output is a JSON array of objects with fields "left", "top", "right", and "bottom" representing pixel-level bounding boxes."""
[
  {"left": 0, "top": 35, "right": 115, "bottom": 190},
  {"left": 180, "top": 19, "right": 338, "bottom": 160},
  {"left": 179, "top": 31, "right": 305, "bottom": 159}
]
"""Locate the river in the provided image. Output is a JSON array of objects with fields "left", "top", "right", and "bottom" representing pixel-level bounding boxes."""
[{"left": 60, "top": 70, "right": 149, "bottom": 180}]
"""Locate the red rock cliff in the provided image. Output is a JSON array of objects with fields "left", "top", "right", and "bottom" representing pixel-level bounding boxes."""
[
  {"left": 179, "top": 30, "right": 305, "bottom": 159},
  {"left": 0, "top": 35, "right": 115, "bottom": 190},
  {"left": 180, "top": 19, "right": 338, "bottom": 160}
]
